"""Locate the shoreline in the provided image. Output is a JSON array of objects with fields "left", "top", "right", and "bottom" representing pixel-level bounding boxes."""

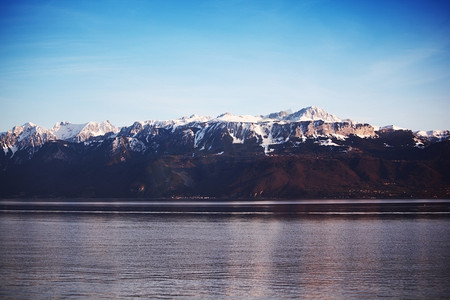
[{"left": 1, "top": 199, "right": 450, "bottom": 214}]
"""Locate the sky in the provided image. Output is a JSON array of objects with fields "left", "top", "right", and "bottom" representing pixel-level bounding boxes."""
[{"left": 1, "top": 0, "right": 449, "bottom": 132}]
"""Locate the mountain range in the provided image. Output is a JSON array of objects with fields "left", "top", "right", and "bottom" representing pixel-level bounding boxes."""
[{"left": 1, "top": 106, "right": 449, "bottom": 199}]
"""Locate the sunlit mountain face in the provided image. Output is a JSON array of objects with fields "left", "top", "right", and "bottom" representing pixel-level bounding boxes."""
[{"left": 1, "top": 107, "right": 449, "bottom": 199}]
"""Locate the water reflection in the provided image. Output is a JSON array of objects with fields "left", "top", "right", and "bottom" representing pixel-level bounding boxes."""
[
  {"left": 0, "top": 213, "right": 449, "bottom": 299},
  {"left": 1, "top": 199, "right": 450, "bottom": 215}
]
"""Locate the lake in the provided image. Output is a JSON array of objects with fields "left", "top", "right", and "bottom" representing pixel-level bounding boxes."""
[{"left": 1, "top": 200, "right": 449, "bottom": 299}]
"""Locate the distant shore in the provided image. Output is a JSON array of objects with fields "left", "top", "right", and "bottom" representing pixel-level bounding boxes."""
[{"left": 1, "top": 199, "right": 450, "bottom": 214}]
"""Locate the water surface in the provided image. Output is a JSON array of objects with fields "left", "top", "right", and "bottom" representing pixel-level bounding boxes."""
[{"left": 0, "top": 201, "right": 449, "bottom": 299}]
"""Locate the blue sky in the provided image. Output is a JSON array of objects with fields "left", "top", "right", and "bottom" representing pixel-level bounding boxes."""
[{"left": 1, "top": 0, "right": 449, "bottom": 131}]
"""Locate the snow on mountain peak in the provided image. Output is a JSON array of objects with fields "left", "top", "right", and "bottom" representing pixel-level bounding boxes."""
[
  {"left": 2, "top": 105, "right": 448, "bottom": 160},
  {"left": 215, "top": 112, "right": 264, "bottom": 123},
  {"left": 284, "top": 106, "right": 342, "bottom": 123},
  {"left": 23, "top": 122, "right": 37, "bottom": 128},
  {"left": 415, "top": 130, "right": 449, "bottom": 140},
  {"left": 1, "top": 122, "right": 55, "bottom": 156},
  {"left": 175, "top": 114, "right": 212, "bottom": 126},
  {"left": 12, "top": 122, "right": 50, "bottom": 141},
  {"left": 126, "top": 107, "right": 343, "bottom": 128},
  {"left": 50, "top": 120, "right": 119, "bottom": 142},
  {"left": 51, "top": 122, "right": 86, "bottom": 140},
  {"left": 207, "top": 106, "right": 342, "bottom": 124},
  {"left": 81, "top": 120, "right": 119, "bottom": 137}
]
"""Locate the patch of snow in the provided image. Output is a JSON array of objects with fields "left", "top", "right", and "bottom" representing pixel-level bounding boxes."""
[
  {"left": 128, "top": 137, "right": 147, "bottom": 152},
  {"left": 315, "top": 138, "right": 340, "bottom": 147},
  {"left": 252, "top": 123, "right": 274, "bottom": 154},
  {"left": 10, "top": 145, "right": 18, "bottom": 156},
  {"left": 415, "top": 130, "right": 449, "bottom": 140},
  {"left": 333, "top": 134, "right": 347, "bottom": 141},
  {"left": 230, "top": 134, "right": 244, "bottom": 144},
  {"left": 194, "top": 127, "right": 207, "bottom": 148},
  {"left": 414, "top": 141, "right": 425, "bottom": 149},
  {"left": 215, "top": 113, "right": 264, "bottom": 123},
  {"left": 2, "top": 145, "right": 17, "bottom": 156}
]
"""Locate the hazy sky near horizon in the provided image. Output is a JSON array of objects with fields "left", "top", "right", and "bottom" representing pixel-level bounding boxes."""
[{"left": 1, "top": 0, "right": 449, "bottom": 131}]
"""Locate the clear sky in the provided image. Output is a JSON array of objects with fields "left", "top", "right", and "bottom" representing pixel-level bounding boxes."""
[{"left": 1, "top": 0, "right": 449, "bottom": 131}]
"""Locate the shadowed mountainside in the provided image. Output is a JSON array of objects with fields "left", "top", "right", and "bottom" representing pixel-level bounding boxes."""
[{"left": 1, "top": 134, "right": 449, "bottom": 199}]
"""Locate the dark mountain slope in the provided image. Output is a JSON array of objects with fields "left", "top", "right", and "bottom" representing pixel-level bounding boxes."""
[{"left": 1, "top": 142, "right": 448, "bottom": 199}]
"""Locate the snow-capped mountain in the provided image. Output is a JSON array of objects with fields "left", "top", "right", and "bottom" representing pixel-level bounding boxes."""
[
  {"left": 50, "top": 120, "right": 119, "bottom": 143},
  {"left": 1, "top": 120, "right": 119, "bottom": 157},
  {"left": 415, "top": 130, "right": 449, "bottom": 142},
  {"left": 0, "top": 122, "right": 56, "bottom": 157},
  {"left": 215, "top": 106, "right": 341, "bottom": 123},
  {"left": 282, "top": 106, "right": 342, "bottom": 122},
  {"left": 1, "top": 106, "right": 449, "bottom": 199},
  {"left": 1, "top": 106, "right": 448, "bottom": 159},
  {"left": 114, "top": 106, "right": 375, "bottom": 155}
]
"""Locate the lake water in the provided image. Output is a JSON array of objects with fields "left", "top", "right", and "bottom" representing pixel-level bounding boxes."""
[{"left": 1, "top": 200, "right": 449, "bottom": 299}]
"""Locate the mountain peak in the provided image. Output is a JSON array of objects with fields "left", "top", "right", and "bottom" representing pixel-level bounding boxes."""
[
  {"left": 50, "top": 120, "right": 119, "bottom": 142},
  {"left": 11, "top": 122, "right": 48, "bottom": 137},
  {"left": 23, "top": 122, "right": 37, "bottom": 128},
  {"left": 284, "top": 106, "right": 341, "bottom": 123},
  {"left": 176, "top": 114, "right": 211, "bottom": 124},
  {"left": 264, "top": 110, "right": 293, "bottom": 120},
  {"left": 216, "top": 112, "right": 263, "bottom": 123}
]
